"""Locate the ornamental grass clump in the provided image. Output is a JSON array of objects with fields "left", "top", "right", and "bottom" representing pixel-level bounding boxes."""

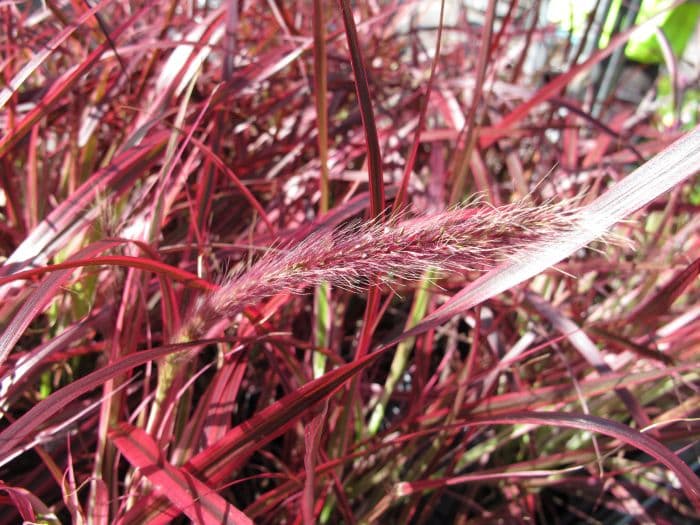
[{"left": 2, "top": 0, "right": 700, "bottom": 523}]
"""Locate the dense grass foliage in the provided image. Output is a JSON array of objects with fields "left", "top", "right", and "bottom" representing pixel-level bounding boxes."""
[{"left": 1, "top": 1, "right": 699, "bottom": 523}]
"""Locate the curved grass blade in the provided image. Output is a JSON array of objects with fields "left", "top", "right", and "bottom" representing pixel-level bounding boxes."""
[
  {"left": 0, "top": 254, "right": 215, "bottom": 291},
  {"left": 336, "top": 0, "right": 384, "bottom": 217},
  {"left": 190, "top": 138, "right": 274, "bottom": 233},
  {"left": 110, "top": 423, "right": 253, "bottom": 525}
]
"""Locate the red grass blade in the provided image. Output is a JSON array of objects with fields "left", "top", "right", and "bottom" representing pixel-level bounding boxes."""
[
  {"left": 187, "top": 349, "right": 384, "bottom": 483},
  {"left": 0, "top": 253, "right": 215, "bottom": 291},
  {"left": 525, "top": 291, "right": 653, "bottom": 431},
  {"left": 121, "top": 348, "right": 390, "bottom": 522},
  {"left": 0, "top": 481, "right": 37, "bottom": 522},
  {"left": 110, "top": 422, "right": 253, "bottom": 525},
  {"left": 302, "top": 402, "right": 328, "bottom": 525},
  {"left": 464, "top": 362, "right": 698, "bottom": 417},
  {"left": 449, "top": 0, "right": 496, "bottom": 203},
  {"left": 190, "top": 137, "right": 274, "bottom": 233},
  {"left": 336, "top": 0, "right": 385, "bottom": 217},
  {"left": 393, "top": 0, "right": 445, "bottom": 212}
]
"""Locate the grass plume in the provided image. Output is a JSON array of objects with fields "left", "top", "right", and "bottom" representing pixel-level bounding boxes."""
[{"left": 184, "top": 200, "right": 584, "bottom": 339}]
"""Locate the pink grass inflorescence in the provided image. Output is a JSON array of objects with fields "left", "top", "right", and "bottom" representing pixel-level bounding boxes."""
[{"left": 186, "top": 200, "right": 583, "bottom": 337}]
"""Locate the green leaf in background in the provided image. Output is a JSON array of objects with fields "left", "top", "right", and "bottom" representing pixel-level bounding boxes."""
[
  {"left": 551, "top": 0, "right": 700, "bottom": 64},
  {"left": 620, "top": 1, "right": 700, "bottom": 64}
]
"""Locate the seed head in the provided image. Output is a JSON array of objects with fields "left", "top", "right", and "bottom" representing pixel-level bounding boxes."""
[{"left": 183, "top": 200, "right": 586, "bottom": 338}]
